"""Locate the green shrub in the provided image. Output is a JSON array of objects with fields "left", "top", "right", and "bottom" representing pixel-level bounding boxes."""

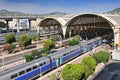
[
  {"left": 82, "top": 56, "right": 96, "bottom": 70},
  {"left": 68, "top": 35, "right": 80, "bottom": 46},
  {"left": 42, "top": 47, "right": 49, "bottom": 54},
  {"left": 9, "top": 44, "right": 16, "bottom": 53},
  {"left": 81, "top": 56, "right": 96, "bottom": 79},
  {"left": 32, "top": 35, "right": 38, "bottom": 41},
  {"left": 93, "top": 51, "right": 110, "bottom": 63},
  {"left": 61, "top": 64, "right": 84, "bottom": 80},
  {"left": 10, "top": 44, "right": 16, "bottom": 50},
  {"left": 31, "top": 50, "right": 38, "bottom": 59},
  {"left": 18, "top": 34, "right": 32, "bottom": 49},
  {"left": 43, "top": 39, "right": 55, "bottom": 50},
  {"left": 83, "top": 64, "right": 94, "bottom": 78},
  {"left": 74, "top": 35, "right": 80, "bottom": 41},
  {"left": 5, "top": 33, "right": 16, "bottom": 44},
  {"left": 49, "top": 36, "right": 56, "bottom": 42},
  {"left": 25, "top": 54, "right": 33, "bottom": 62},
  {"left": 3, "top": 44, "right": 16, "bottom": 53}
]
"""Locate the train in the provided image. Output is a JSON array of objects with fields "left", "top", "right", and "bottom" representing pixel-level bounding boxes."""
[{"left": 0, "top": 35, "right": 110, "bottom": 80}]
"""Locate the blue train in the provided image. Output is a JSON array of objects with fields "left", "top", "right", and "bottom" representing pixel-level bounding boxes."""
[{"left": 0, "top": 36, "right": 105, "bottom": 80}]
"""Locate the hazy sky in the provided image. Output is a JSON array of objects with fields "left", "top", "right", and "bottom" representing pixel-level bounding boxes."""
[{"left": 0, "top": 0, "right": 120, "bottom": 14}]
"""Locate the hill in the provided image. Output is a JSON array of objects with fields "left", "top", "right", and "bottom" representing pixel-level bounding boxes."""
[
  {"left": 0, "top": 9, "right": 29, "bottom": 16},
  {"left": 0, "top": 9, "right": 68, "bottom": 17},
  {"left": 107, "top": 8, "right": 120, "bottom": 14}
]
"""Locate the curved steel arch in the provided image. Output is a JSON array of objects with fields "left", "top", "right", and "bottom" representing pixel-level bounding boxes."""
[
  {"left": 66, "top": 13, "right": 119, "bottom": 29},
  {"left": 38, "top": 17, "right": 67, "bottom": 27},
  {"left": 65, "top": 13, "right": 115, "bottom": 40},
  {"left": 38, "top": 17, "right": 68, "bottom": 40}
]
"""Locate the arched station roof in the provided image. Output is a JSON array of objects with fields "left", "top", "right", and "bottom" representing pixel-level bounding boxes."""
[
  {"left": 65, "top": 13, "right": 120, "bottom": 28},
  {"left": 38, "top": 13, "right": 120, "bottom": 28},
  {"left": 38, "top": 17, "right": 68, "bottom": 27}
]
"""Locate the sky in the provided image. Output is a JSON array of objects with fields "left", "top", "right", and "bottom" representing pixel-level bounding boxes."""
[{"left": 0, "top": 0, "right": 120, "bottom": 14}]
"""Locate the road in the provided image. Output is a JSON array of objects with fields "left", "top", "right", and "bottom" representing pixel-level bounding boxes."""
[{"left": 36, "top": 44, "right": 106, "bottom": 80}]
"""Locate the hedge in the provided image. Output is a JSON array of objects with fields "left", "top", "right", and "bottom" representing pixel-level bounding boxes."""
[{"left": 93, "top": 51, "right": 110, "bottom": 63}]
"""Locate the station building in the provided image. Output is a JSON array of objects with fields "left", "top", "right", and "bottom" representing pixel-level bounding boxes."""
[{"left": 38, "top": 13, "right": 120, "bottom": 48}]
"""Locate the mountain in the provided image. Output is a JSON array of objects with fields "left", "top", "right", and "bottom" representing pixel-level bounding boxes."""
[
  {"left": 0, "top": 9, "right": 68, "bottom": 17},
  {"left": 0, "top": 9, "right": 29, "bottom": 16},
  {"left": 47, "top": 12, "right": 67, "bottom": 15},
  {"left": 106, "top": 8, "right": 120, "bottom": 14},
  {"left": 40, "top": 11, "right": 68, "bottom": 17}
]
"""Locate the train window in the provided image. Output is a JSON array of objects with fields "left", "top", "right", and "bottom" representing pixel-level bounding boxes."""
[
  {"left": 40, "top": 63, "right": 43, "bottom": 66},
  {"left": 33, "top": 65, "right": 38, "bottom": 69},
  {"left": 53, "top": 58, "right": 55, "bottom": 60},
  {"left": 26, "top": 68, "right": 31, "bottom": 72},
  {"left": 19, "top": 71, "right": 25, "bottom": 76},
  {"left": 44, "top": 62, "right": 46, "bottom": 65},
  {"left": 63, "top": 54, "right": 66, "bottom": 56},
  {"left": 11, "top": 73, "right": 18, "bottom": 79}
]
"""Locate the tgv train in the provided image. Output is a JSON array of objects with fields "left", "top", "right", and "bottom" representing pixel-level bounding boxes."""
[{"left": 0, "top": 36, "right": 108, "bottom": 80}]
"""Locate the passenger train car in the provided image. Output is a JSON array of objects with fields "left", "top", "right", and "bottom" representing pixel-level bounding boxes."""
[{"left": 0, "top": 35, "right": 108, "bottom": 80}]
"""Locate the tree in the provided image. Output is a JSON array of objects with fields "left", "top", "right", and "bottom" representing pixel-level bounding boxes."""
[
  {"left": 5, "top": 33, "right": 16, "bottom": 44},
  {"left": 32, "top": 34, "right": 40, "bottom": 41},
  {"left": 43, "top": 39, "right": 55, "bottom": 50},
  {"left": 82, "top": 56, "right": 96, "bottom": 70},
  {"left": 3, "top": 44, "right": 10, "bottom": 53},
  {"left": 32, "top": 35, "right": 38, "bottom": 41},
  {"left": 81, "top": 56, "right": 96, "bottom": 79},
  {"left": 82, "top": 64, "right": 94, "bottom": 79},
  {"left": 49, "top": 36, "right": 56, "bottom": 42},
  {"left": 42, "top": 47, "right": 49, "bottom": 54},
  {"left": 9, "top": 44, "right": 16, "bottom": 53},
  {"left": 25, "top": 54, "right": 33, "bottom": 62},
  {"left": 61, "top": 64, "right": 84, "bottom": 80},
  {"left": 0, "top": 21, "right": 6, "bottom": 31},
  {"left": 31, "top": 50, "right": 38, "bottom": 59},
  {"left": 3, "top": 44, "right": 16, "bottom": 53},
  {"left": 18, "top": 34, "right": 32, "bottom": 49},
  {"left": 93, "top": 51, "right": 110, "bottom": 63},
  {"left": 74, "top": 35, "right": 80, "bottom": 41},
  {"left": 68, "top": 35, "right": 80, "bottom": 46}
]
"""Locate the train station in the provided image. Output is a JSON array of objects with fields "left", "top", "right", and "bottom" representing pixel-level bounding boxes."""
[
  {"left": 1, "top": 13, "right": 120, "bottom": 80},
  {"left": 37, "top": 13, "right": 120, "bottom": 48}
]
